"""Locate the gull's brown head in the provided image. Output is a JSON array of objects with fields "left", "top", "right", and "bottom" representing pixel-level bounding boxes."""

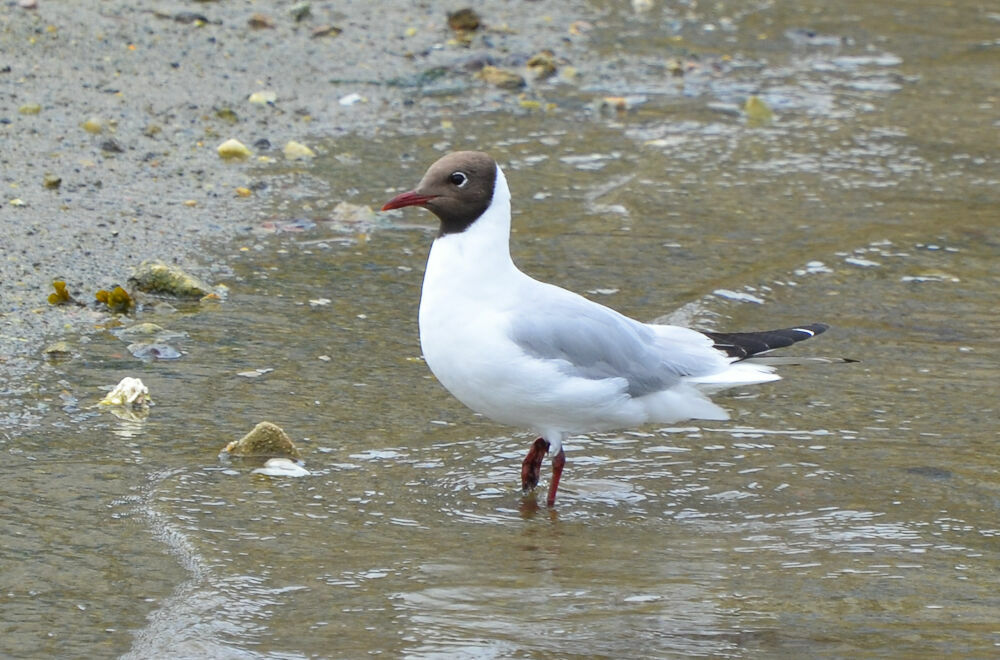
[{"left": 382, "top": 151, "right": 497, "bottom": 235}]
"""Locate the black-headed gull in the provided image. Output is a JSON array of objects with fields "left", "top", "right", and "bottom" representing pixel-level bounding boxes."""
[{"left": 383, "top": 151, "right": 837, "bottom": 506}]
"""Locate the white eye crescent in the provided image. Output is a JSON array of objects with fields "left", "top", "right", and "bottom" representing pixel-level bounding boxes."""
[{"left": 449, "top": 171, "right": 469, "bottom": 188}]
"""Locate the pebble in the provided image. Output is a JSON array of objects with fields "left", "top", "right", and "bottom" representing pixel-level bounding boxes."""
[
  {"left": 476, "top": 66, "right": 526, "bottom": 89},
  {"left": 311, "top": 25, "right": 342, "bottom": 38},
  {"left": 248, "top": 13, "right": 275, "bottom": 29},
  {"left": 223, "top": 421, "right": 302, "bottom": 459},
  {"left": 82, "top": 117, "right": 103, "bottom": 133},
  {"left": 128, "top": 259, "right": 212, "bottom": 297},
  {"left": 744, "top": 95, "right": 774, "bottom": 124},
  {"left": 248, "top": 90, "right": 277, "bottom": 105},
  {"left": 283, "top": 140, "right": 316, "bottom": 160},
  {"left": 527, "top": 51, "right": 557, "bottom": 79},
  {"left": 447, "top": 8, "right": 481, "bottom": 32},
  {"left": 127, "top": 342, "right": 182, "bottom": 360},
  {"left": 99, "top": 377, "right": 151, "bottom": 406},
  {"left": 338, "top": 93, "right": 364, "bottom": 106},
  {"left": 43, "top": 341, "right": 73, "bottom": 358},
  {"left": 100, "top": 138, "right": 125, "bottom": 153},
  {"left": 114, "top": 322, "right": 165, "bottom": 338},
  {"left": 290, "top": 2, "right": 311, "bottom": 22},
  {"left": 217, "top": 138, "right": 252, "bottom": 160}
]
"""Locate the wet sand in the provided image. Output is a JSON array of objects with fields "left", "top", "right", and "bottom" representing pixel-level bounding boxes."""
[{"left": 0, "top": 0, "right": 588, "bottom": 379}]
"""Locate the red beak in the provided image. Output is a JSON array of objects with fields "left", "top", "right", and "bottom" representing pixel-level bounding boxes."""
[{"left": 381, "top": 190, "right": 437, "bottom": 211}]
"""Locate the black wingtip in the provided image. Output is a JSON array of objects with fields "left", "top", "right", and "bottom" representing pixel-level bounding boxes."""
[{"left": 703, "top": 322, "right": 831, "bottom": 359}]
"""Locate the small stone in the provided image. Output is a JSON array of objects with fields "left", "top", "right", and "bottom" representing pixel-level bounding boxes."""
[
  {"left": 223, "top": 421, "right": 302, "bottom": 459},
  {"left": 43, "top": 174, "right": 62, "bottom": 189},
  {"left": 330, "top": 201, "right": 376, "bottom": 230},
  {"left": 311, "top": 24, "right": 342, "bottom": 38},
  {"left": 248, "top": 13, "right": 275, "bottom": 29},
  {"left": 170, "top": 11, "right": 210, "bottom": 25},
  {"left": 248, "top": 90, "right": 277, "bottom": 105},
  {"left": 215, "top": 107, "right": 239, "bottom": 123},
  {"left": 597, "top": 95, "right": 647, "bottom": 113},
  {"left": 99, "top": 377, "right": 151, "bottom": 407},
  {"left": 42, "top": 341, "right": 73, "bottom": 358},
  {"left": 744, "top": 95, "right": 774, "bottom": 124},
  {"left": 283, "top": 140, "right": 316, "bottom": 160},
  {"left": 19, "top": 103, "right": 42, "bottom": 115},
  {"left": 82, "top": 117, "right": 103, "bottom": 133},
  {"left": 236, "top": 368, "right": 274, "bottom": 378},
  {"left": 290, "top": 2, "right": 311, "bottom": 22},
  {"left": 128, "top": 259, "right": 212, "bottom": 297},
  {"left": 476, "top": 66, "right": 525, "bottom": 89},
  {"left": 100, "top": 138, "right": 125, "bottom": 153},
  {"left": 447, "top": 8, "right": 481, "bottom": 32},
  {"left": 338, "top": 92, "right": 364, "bottom": 106},
  {"left": 127, "top": 342, "right": 182, "bottom": 360},
  {"left": 116, "top": 322, "right": 165, "bottom": 338},
  {"left": 527, "top": 51, "right": 557, "bottom": 79},
  {"left": 150, "top": 302, "right": 178, "bottom": 315},
  {"left": 217, "top": 138, "right": 252, "bottom": 160}
]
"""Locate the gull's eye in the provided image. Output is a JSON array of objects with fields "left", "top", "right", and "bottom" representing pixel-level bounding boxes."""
[{"left": 449, "top": 171, "right": 469, "bottom": 188}]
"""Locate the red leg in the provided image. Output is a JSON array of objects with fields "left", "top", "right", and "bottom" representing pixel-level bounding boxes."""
[
  {"left": 546, "top": 448, "right": 566, "bottom": 507},
  {"left": 521, "top": 437, "right": 549, "bottom": 492}
]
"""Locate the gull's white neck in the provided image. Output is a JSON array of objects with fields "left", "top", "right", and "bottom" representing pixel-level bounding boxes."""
[{"left": 422, "top": 165, "right": 521, "bottom": 297}]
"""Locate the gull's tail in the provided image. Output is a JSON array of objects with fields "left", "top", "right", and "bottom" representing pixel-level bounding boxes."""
[
  {"left": 685, "top": 322, "right": 854, "bottom": 395},
  {"left": 702, "top": 323, "right": 852, "bottom": 361}
]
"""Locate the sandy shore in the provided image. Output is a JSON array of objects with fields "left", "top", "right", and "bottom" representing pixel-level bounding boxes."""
[{"left": 0, "top": 0, "right": 590, "bottom": 383}]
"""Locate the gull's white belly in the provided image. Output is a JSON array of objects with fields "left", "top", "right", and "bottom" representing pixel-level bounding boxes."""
[{"left": 418, "top": 293, "right": 645, "bottom": 433}]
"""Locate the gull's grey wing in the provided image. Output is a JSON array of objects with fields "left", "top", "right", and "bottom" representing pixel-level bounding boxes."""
[{"left": 507, "top": 291, "right": 720, "bottom": 397}]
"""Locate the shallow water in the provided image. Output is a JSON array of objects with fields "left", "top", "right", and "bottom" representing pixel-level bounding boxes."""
[{"left": 3, "top": 1, "right": 999, "bottom": 657}]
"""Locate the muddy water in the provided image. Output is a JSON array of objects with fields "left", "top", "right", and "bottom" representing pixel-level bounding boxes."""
[{"left": 3, "top": 1, "right": 999, "bottom": 657}]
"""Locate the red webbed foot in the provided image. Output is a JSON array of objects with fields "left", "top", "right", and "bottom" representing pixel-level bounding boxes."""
[{"left": 521, "top": 437, "right": 549, "bottom": 492}]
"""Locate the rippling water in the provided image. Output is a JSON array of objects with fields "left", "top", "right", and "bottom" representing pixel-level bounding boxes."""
[{"left": 3, "top": 1, "right": 998, "bottom": 657}]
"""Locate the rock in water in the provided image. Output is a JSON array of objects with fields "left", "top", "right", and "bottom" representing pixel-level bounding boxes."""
[
  {"left": 283, "top": 140, "right": 316, "bottom": 160},
  {"left": 222, "top": 421, "right": 302, "bottom": 460},
  {"left": 99, "top": 377, "right": 152, "bottom": 407},
  {"left": 128, "top": 260, "right": 212, "bottom": 297}
]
